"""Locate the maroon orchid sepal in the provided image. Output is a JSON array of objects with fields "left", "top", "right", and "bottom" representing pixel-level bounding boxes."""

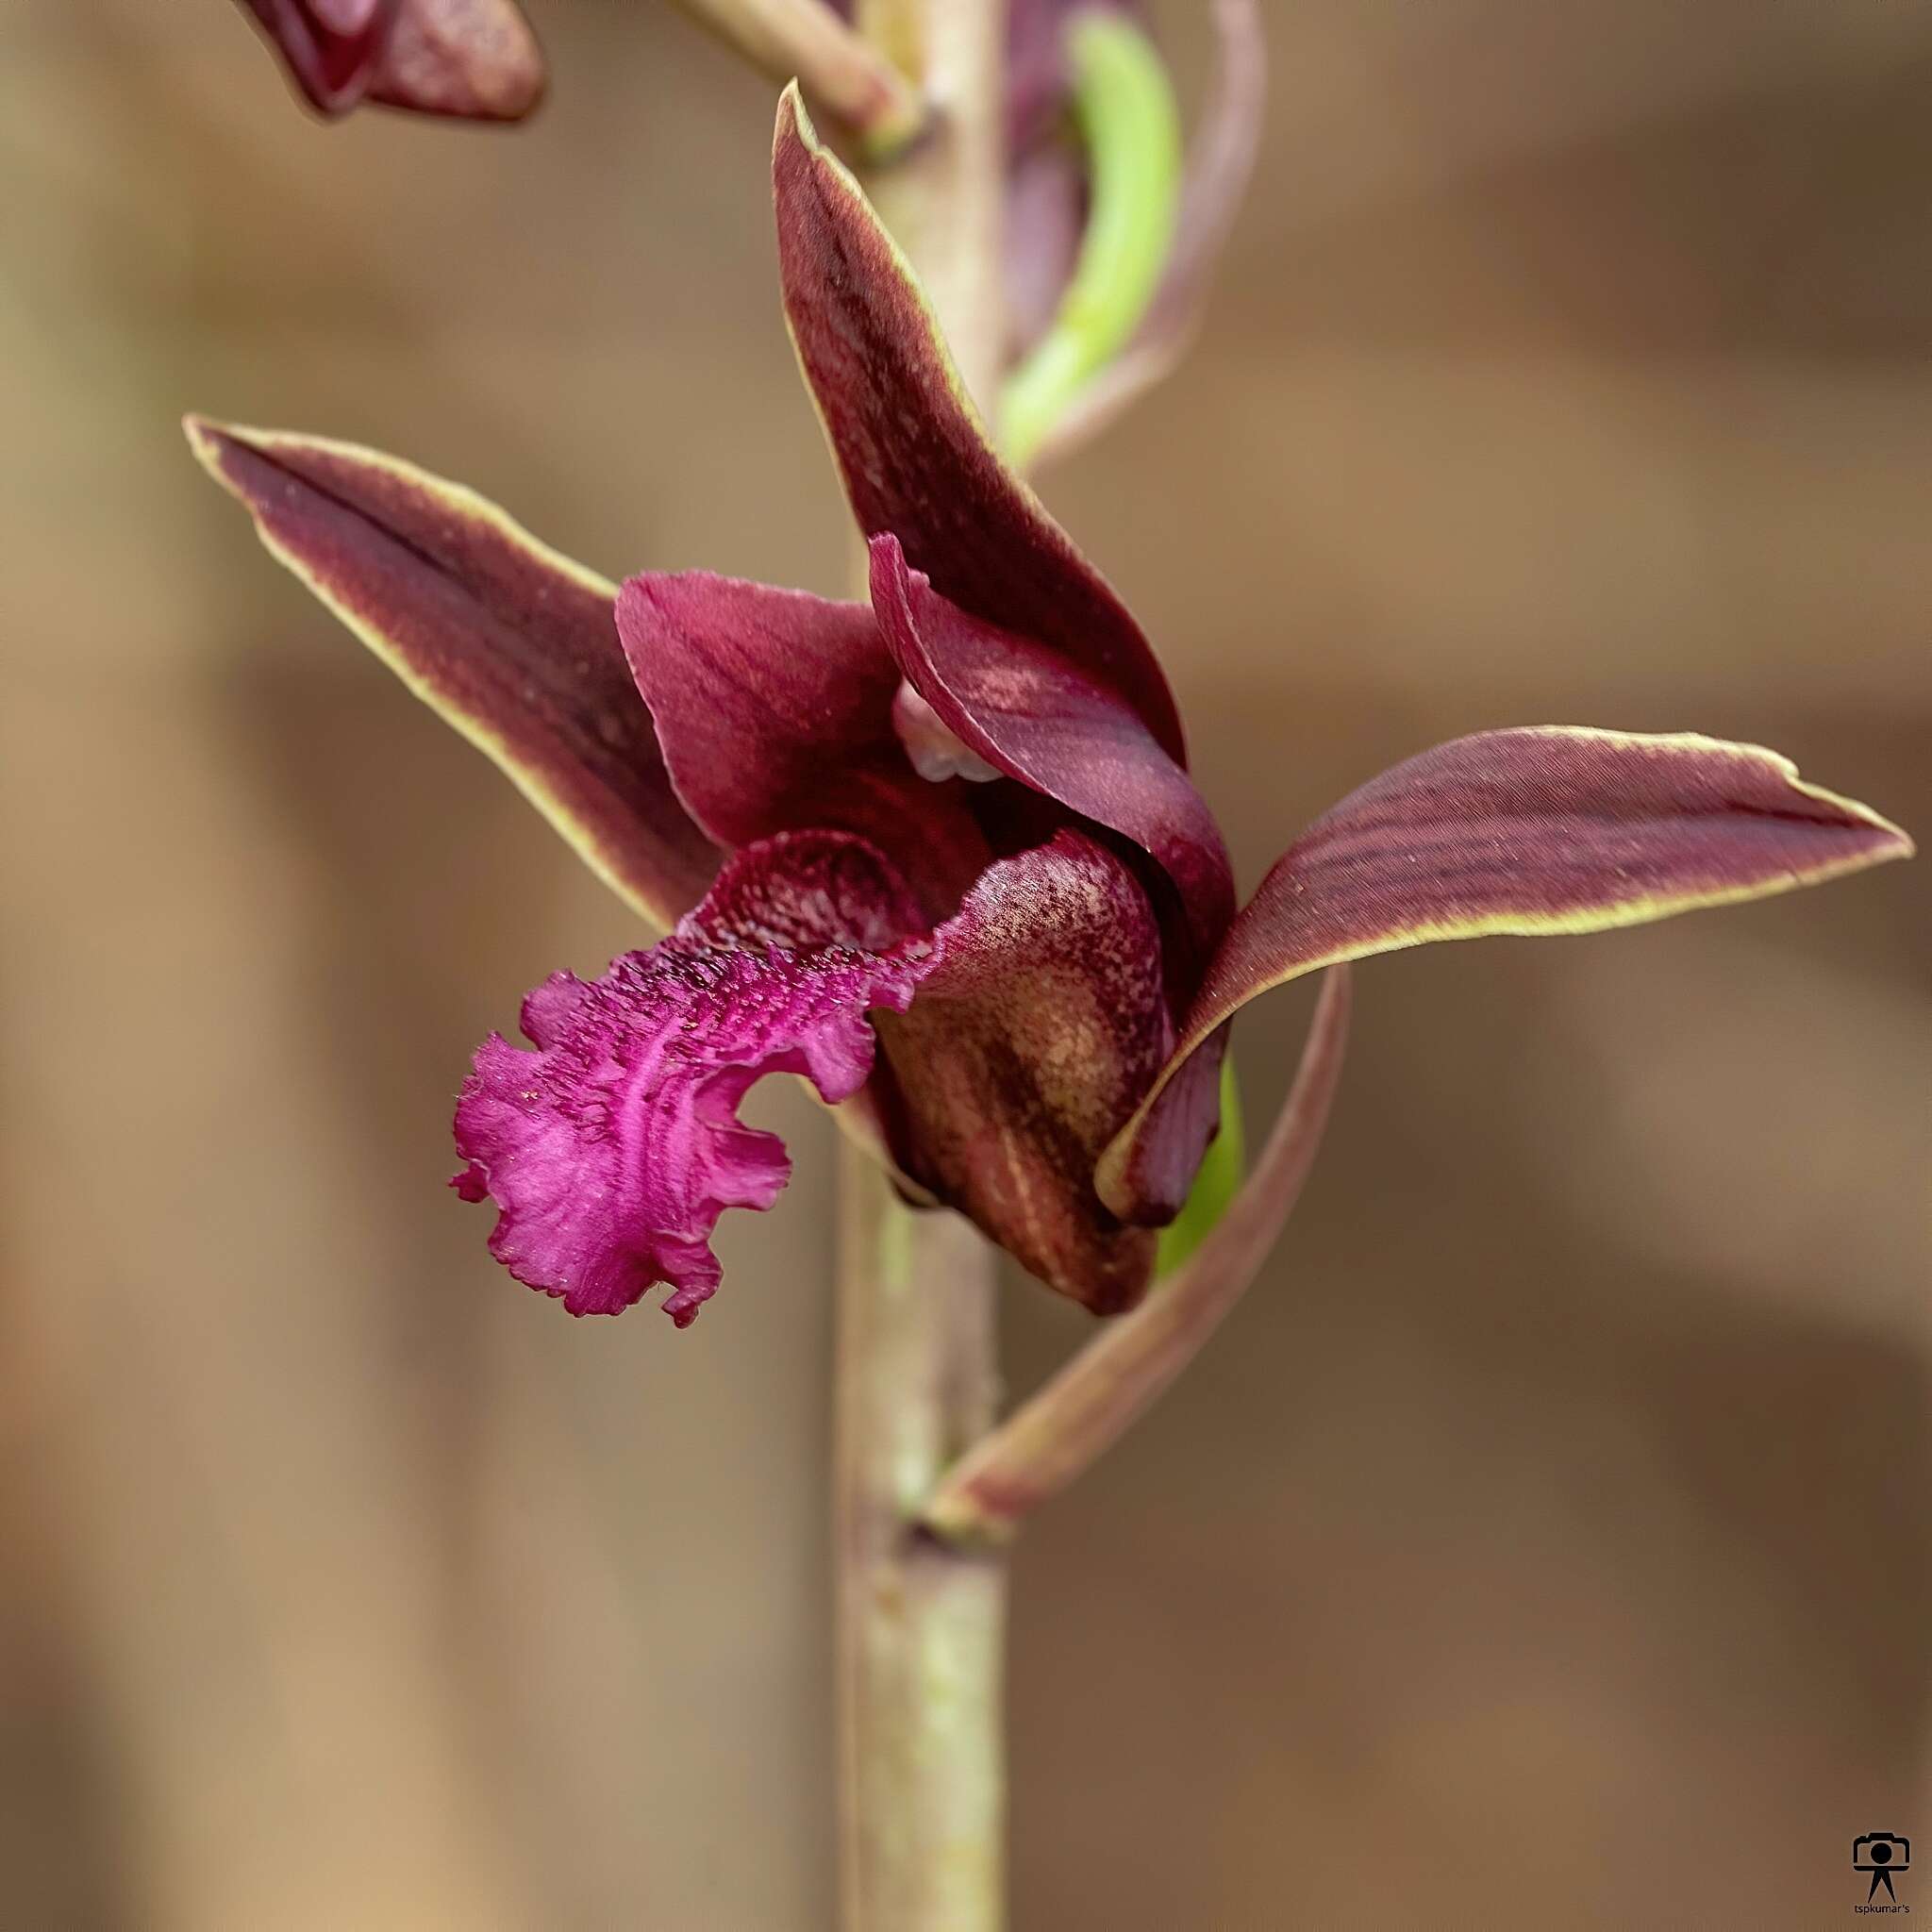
[
  {"left": 183, "top": 417, "right": 722, "bottom": 930},
  {"left": 1101, "top": 728, "right": 1912, "bottom": 1209},
  {"left": 614, "top": 570, "right": 992, "bottom": 923},
  {"left": 773, "top": 90, "right": 1190, "bottom": 766},
  {"left": 236, "top": 0, "right": 545, "bottom": 120},
  {"left": 187, "top": 84, "right": 1913, "bottom": 1331}
]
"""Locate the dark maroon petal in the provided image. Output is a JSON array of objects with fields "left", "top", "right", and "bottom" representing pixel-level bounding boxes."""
[
  {"left": 772, "top": 85, "right": 1188, "bottom": 765},
  {"left": 870, "top": 535, "right": 1234, "bottom": 988},
  {"left": 877, "top": 829, "right": 1170, "bottom": 1315},
  {"left": 615, "top": 571, "right": 990, "bottom": 919},
  {"left": 368, "top": 0, "right": 546, "bottom": 121},
  {"left": 1099, "top": 727, "right": 1914, "bottom": 1214},
  {"left": 924, "top": 968, "right": 1351, "bottom": 1542},
  {"left": 186, "top": 419, "right": 721, "bottom": 931},
  {"left": 1108, "top": 1025, "right": 1229, "bottom": 1229},
  {"left": 237, "top": 0, "right": 391, "bottom": 113},
  {"left": 455, "top": 833, "right": 933, "bottom": 1323}
]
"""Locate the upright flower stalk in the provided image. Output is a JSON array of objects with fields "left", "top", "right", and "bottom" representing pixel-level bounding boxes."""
[{"left": 838, "top": 7, "right": 1008, "bottom": 1924}]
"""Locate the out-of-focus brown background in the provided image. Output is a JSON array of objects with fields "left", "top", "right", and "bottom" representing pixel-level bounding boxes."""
[{"left": 4, "top": 1, "right": 1927, "bottom": 1924}]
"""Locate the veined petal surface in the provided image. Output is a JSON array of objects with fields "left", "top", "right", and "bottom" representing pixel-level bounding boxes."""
[
  {"left": 772, "top": 85, "right": 1188, "bottom": 763},
  {"left": 616, "top": 570, "right": 989, "bottom": 919},
  {"left": 1100, "top": 726, "right": 1912, "bottom": 1211},
  {"left": 870, "top": 535, "right": 1233, "bottom": 982},
  {"left": 878, "top": 829, "right": 1171, "bottom": 1314}
]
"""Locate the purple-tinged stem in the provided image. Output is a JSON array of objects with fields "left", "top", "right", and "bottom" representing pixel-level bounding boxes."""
[
  {"left": 922, "top": 968, "right": 1353, "bottom": 1544},
  {"left": 672, "top": 0, "right": 924, "bottom": 153},
  {"left": 835, "top": 1146, "right": 1003, "bottom": 1930},
  {"left": 837, "top": 4, "right": 1008, "bottom": 1927}
]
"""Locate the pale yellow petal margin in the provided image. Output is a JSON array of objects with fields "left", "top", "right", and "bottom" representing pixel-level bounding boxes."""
[
  {"left": 773, "top": 79, "right": 1191, "bottom": 762},
  {"left": 1257, "top": 727, "right": 1913, "bottom": 954},
  {"left": 185, "top": 415, "right": 688, "bottom": 936},
  {"left": 774, "top": 84, "right": 1043, "bottom": 511},
  {"left": 1097, "top": 727, "right": 1912, "bottom": 1210},
  {"left": 772, "top": 86, "right": 969, "bottom": 421}
]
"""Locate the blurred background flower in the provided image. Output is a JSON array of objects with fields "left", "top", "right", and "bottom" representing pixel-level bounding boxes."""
[
  {"left": 2, "top": 2, "right": 1926, "bottom": 1925},
  {"left": 235, "top": 0, "right": 545, "bottom": 119}
]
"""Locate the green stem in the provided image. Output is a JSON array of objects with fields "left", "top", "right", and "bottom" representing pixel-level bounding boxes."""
[
  {"left": 1000, "top": 12, "right": 1183, "bottom": 468},
  {"left": 840, "top": 6, "right": 1008, "bottom": 1928},
  {"left": 835, "top": 1145, "right": 1003, "bottom": 1932}
]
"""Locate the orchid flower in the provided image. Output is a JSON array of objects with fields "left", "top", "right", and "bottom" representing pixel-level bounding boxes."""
[
  {"left": 185, "top": 89, "right": 1909, "bottom": 1331},
  {"left": 235, "top": 0, "right": 545, "bottom": 120}
]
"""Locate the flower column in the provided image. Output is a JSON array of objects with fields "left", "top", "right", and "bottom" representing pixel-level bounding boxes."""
[{"left": 837, "top": 5, "right": 1009, "bottom": 1929}]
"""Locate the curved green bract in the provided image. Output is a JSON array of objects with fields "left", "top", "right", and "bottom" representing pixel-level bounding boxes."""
[
  {"left": 1001, "top": 12, "right": 1184, "bottom": 468},
  {"left": 1154, "top": 1055, "right": 1244, "bottom": 1276}
]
